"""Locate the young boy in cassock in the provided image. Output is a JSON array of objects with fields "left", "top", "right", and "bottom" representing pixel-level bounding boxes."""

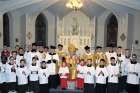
[
  {"left": 83, "top": 59, "right": 95, "bottom": 93},
  {"left": 126, "top": 54, "right": 140, "bottom": 93},
  {"left": 59, "top": 59, "right": 69, "bottom": 90},
  {"left": 5, "top": 56, "right": 17, "bottom": 92},
  {"left": 95, "top": 59, "right": 108, "bottom": 93},
  {"left": 16, "top": 47, "right": 25, "bottom": 67},
  {"left": 76, "top": 59, "right": 85, "bottom": 90},
  {"left": 38, "top": 61, "right": 50, "bottom": 93},
  {"left": 46, "top": 46, "right": 60, "bottom": 89},
  {"left": 0, "top": 62, "right": 6, "bottom": 93},
  {"left": 28, "top": 57, "right": 40, "bottom": 93},
  {"left": 16, "top": 59, "right": 29, "bottom": 93},
  {"left": 117, "top": 46, "right": 127, "bottom": 92},
  {"left": 107, "top": 57, "right": 119, "bottom": 93}
]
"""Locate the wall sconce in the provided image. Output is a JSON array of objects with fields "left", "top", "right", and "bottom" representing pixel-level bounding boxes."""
[
  {"left": 15, "top": 38, "right": 19, "bottom": 42},
  {"left": 27, "top": 32, "right": 32, "bottom": 40}
]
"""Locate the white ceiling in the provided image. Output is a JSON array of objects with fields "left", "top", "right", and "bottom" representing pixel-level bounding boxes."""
[{"left": 0, "top": 0, "right": 139, "bottom": 17}]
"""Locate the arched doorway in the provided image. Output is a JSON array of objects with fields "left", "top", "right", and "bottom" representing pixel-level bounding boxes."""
[
  {"left": 3, "top": 13, "right": 10, "bottom": 47},
  {"left": 106, "top": 14, "right": 118, "bottom": 47},
  {"left": 35, "top": 13, "right": 47, "bottom": 46}
]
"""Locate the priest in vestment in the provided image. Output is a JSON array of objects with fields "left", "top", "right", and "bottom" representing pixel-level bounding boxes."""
[
  {"left": 81, "top": 45, "right": 95, "bottom": 63},
  {"left": 66, "top": 44, "right": 79, "bottom": 80},
  {"left": 94, "top": 46, "right": 108, "bottom": 66}
]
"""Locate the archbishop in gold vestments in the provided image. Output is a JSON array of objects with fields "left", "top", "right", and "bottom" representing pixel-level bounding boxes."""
[{"left": 66, "top": 44, "right": 79, "bottom": 80}]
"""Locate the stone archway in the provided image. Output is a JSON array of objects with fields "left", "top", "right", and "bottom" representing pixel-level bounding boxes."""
[
  {"left": 35, "top": 13, "right": 48, "bottom": 46},
  {"left": 105, "top": 14, "right": 118, "bottom": 47},
  {"left": 3, "top": 13, "right": 10, "bottom": 47}
]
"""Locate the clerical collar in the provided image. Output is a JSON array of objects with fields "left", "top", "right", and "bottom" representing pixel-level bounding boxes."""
[
  {"left": 109, "top": 51, "right": 114, "bottom": 53},
  {"left": 87, "top": 64, "right": 92, "bottom": 67},
  {"left": 41, "top": 66, "right": 46, "bottom": 69},
  {"left": 19, "top": 54, "right": 24, "bottom": 56},
  {"left": 39, "top": 51, "right": 43, "bottom": 53},
  {"left": 31, "top": 49, "right": 36, "bottom": 52},
  {"left": 111, "top": 63, "right": 116, "bottom": 66},
  {"left": 126, "top": 56, "right": 130, "bottom": 59},
  {"left": 49, "top": 53, "right": 56, "bottom": 55},
  {"left": 130, "top": 60, "right": 137, "bottom": 64},
  {"left": 99, "top": 65, "right": 104, "bottom": 68},
  {"left": 20, "top": 65, "right": 24, "bottom": 68},
  {"left": 117, "top": 54, "right": 121, "bottom": 57},
  {"left": 9, "top": 63, "right": 14, "bottom": 65},
  {"left": 32, "top": 63, "right": 36, "bottom": 66}
]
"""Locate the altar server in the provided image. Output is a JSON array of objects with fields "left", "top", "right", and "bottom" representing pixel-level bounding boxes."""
[
  {"left": 126, "top": 54, "right": 140, "bottom": 93},
  {"left": 0, "top": 62, "right": 7, "bottom": 93},
  {"left": 59, "top": 59, "right": 69, "bottom": 90},
  {"left": 16, "top": 59, "right": 29, "bottom": 93},
  {"left": 76, "top": 59, "right": 85, "bottom": 90},
  {"left": 107, "top": 57, "right": 119, "bottom": 93},
  {"left": 95, "top": 59, "right": 108, "bottom": 93},
  {"left": 117, "top": 46, "right": 127, "bottom": 92},
  {"left": 16, "top": 47, "right": 25, "bottom": 66},
  {"left": 38, "top": 61, "right": 50, "bottom": 93},
  {"left": 26, "top": 43, "right": 38, "bottom": 66},
  {"left": 82, "top": 46, "right": 94, "bottom": 62},
  {"left": 5, "top": 56, "right": 17, "bottom": 92},
  {"left": 105, "top": 46, "right": 117, "bottom": 63},
  {"left": 46, "top": 45, "right": 60, "bottom": 89},
  {"left": 84, "top": 59, "right": 95, "bottom": 93},
  {"left": 28, "top": 57, "right": 40, "bottom": 93}
]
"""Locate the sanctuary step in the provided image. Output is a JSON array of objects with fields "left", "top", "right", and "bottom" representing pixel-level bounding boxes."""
[{"left": 50, "top": 88, "right": 83, "bottom": 93}]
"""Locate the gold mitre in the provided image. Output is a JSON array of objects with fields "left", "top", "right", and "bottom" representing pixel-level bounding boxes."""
[{"left": 68, "top": 43, "right": 77, "bottom": 52}]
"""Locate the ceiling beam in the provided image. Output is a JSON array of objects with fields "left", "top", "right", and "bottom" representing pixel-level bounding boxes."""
[
  {"left": 106, "top": 0, "right": 140, "bottom": 10},
  {"left": 0, "top": 0, "right": 42, "bottom": 14},
  {"left": 94, "top": 0, "right": 137, "bottom": 15},
  {"left": 10, "top": 0, "right": 60, "bottom": 16}
]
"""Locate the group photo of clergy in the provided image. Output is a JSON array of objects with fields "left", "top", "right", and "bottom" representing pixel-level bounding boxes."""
[{"left": 0, "top": 43, "right": 140, "bottom": 93}]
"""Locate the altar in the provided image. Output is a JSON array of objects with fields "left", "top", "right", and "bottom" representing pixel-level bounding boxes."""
[{"left": 57, "top": 11, "right": 96, "bottom": 54}]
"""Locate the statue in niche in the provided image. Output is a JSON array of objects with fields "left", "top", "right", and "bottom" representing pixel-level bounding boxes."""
[{"left": 71, "top": 17, "right": 79, "bottom": 35}]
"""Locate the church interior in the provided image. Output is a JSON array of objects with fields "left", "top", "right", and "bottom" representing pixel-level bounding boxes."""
[
  {"left": 0, "top": 0, "right": 140, "bottom": 53},
  {"left": 0, "top": 0, "right": 140, "bottom": 93}
]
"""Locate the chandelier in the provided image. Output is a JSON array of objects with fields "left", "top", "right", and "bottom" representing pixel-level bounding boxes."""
[{"left": 66, "top": 0, "right": 83, "bottom": 10}]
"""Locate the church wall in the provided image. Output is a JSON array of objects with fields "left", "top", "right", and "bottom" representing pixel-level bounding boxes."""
[
  {"left": 10, "top": 12, "right": 22, "bottom": 49},
  {"left": 127, "top": 14, "right": 134, "bottom": 49},
  {"left": 133, "top": 12, "right": 140, "bottom": 49},
  {"left": 132, "top": 12, "right": 140, "bottom": 56},
  {"left": 42, "top": 10, "right": 56, "bottom": 46},
  {"left": 0, "top": 14, "right": 3, "bottom": 50},
  {"left": 97, "top": 10, "right": 129, "bottom": 49},
  {"left": 25, "top": 10, "right": 56, "bottom": 46},
  {"left": 20, "top": 14, "right": 26, "bottom": 48}
]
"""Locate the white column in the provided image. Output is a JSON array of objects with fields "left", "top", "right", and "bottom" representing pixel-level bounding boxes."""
[
  {"left": 117, "top": 14, "right": 128, "bottom": 48},
  {"left": 25, "top": 14, "right": 35, "bottom": 46},
  {"left": 10, "top": 12, "right": 21, "bottom": 49},
  {"left": 0, "top": 14, "right": 3, "bottom": 49}
]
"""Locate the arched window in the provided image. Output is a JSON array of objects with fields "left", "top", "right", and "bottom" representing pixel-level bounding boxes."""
[
  {"left": 3, "top": 13, "right": 10, "bottom": 47},
  {"left": 35, "top": 13, "right": 48, "bottom": 46},
  {"left": 106, "top": 14, "right": 118, "bottom": 47}
]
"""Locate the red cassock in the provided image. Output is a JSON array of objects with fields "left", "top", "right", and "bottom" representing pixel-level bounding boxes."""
[
  {"left": 60, "top": 78, "right": 68, "bottom": 89},
  {"left": 77, "top": 78, "right": 84, "bottom": 89},
  {"left": 60, "top": 73, "right": 69, "bottom": 89}
]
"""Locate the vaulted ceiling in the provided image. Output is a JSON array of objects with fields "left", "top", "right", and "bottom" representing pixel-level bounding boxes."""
[{"left": 0, "top": 0, "right": 140, "bottom": 17}]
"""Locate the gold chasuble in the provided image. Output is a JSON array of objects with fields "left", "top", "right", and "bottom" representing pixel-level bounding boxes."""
[
  {"left": 94, "top": 52, "right": 108, "bottom": 66},
  {"left": 82, "top": 53, "right": 95, "bottom": 62},
  {"left": 66, "top": 44, "right": 79, "bottom": 80}
]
